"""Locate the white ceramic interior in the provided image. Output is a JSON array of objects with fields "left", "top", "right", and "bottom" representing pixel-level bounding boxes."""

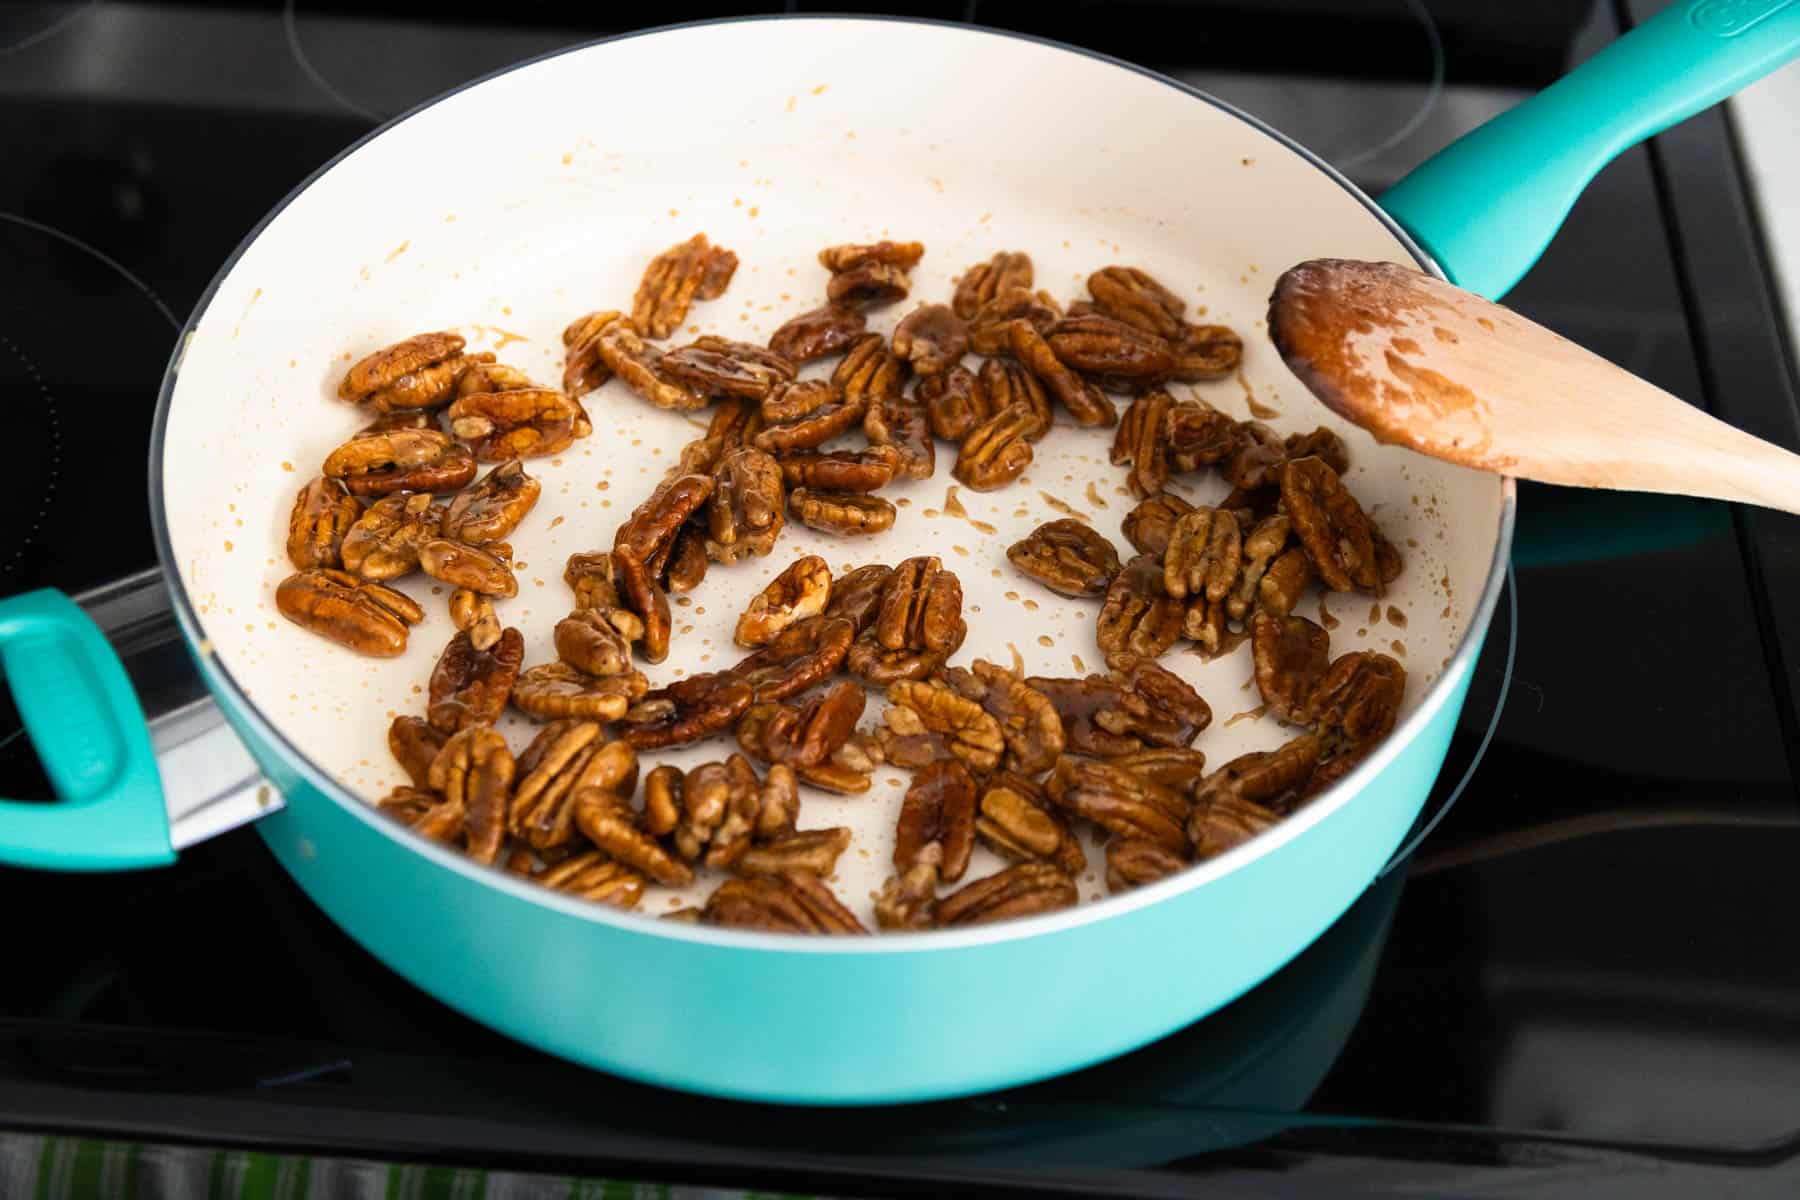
[{"left": 161, "top": 18, "right": 1506, "bottom": 927}]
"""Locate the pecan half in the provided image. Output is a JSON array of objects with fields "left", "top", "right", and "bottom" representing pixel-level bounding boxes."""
[
  {"left": 341, "top": 492, "right": 438, "bottom": 581},
  {"left": 427, "top": 727, "right": 514, "bottom": 865},
  {"left": 941, "top": 660, "right": 1064, "bottom": 775},
  {"left": 596, "top": 318, "right": 707, "bottom": 411},
  {"left": 1252, "top": 611, "right": 1330, "bottom": 722},
  {"left": 554, "top": 608, "right": 635, "bottom": 676},
  {"left": 877, "top": 557, "right": 965, "bottom": 655},
  {"left": 1106, "top": 839, "right": 1187, "bottom": 893},
  {"left": 736, "top": 555, "right": 832, "bottom": 647},
  {"left": 790, "top": 488, "right": 896, "bottom": 536},
  {"left": 611, "top": 545, "right": 672, "bottom": 663},
  {"left": 735, "top": 679, "right": 866, "bottom": 770},
  {"left": 1106, "top": 653, "right": 1213, "bottom": 746},
  {"left": 535, "top": 852, "right": 645, "bottom": 909},
  {"left": 561, "top": 310, "right": 622, "bottom": 396},
  {"left": 1097, "top": 554, "right": 1184, "bottom": 659},
  {"left": 275, "top": 568, "right": 422, "bottom": 656},
  {"left": 776, "top": 447, "right": 899, "bottom": 493},
  {"left": 1164, "top": 508, "right": 1241, "bottom": 603},
  {"left": 978, "top": 357, "right": 1054, "bottom": 441},
  {"left": 854, "top": 360, "right": 935, "bottom": 481},
  {"left": 819, "top": 240, "right": 924, "bottom": 309},
  {"left": 447, "top": 371, "right": 584, "bottom": 461},
  {"left": 705, "top": 873, "right": 866, "bottom": 934},
  {"left": 286, "top": 477, "right": 361, "bottom": 570},
  {"left": 427, "top": 627, "right": 524, "bottom": 732},
  {"left": 731, "top": 614, "right": 855, "bottom": 701},
  {"left": 1008, "top": 318, "right": 1114, "bottom": 427},
  {"left": 823, "top": 563, "right": 893, "bottom": 631},
  {"left": 1111, "top": 390, "right": 1173, "bottom": 499},
  {"left": 441, "top": 460, "right": 539, "bottom": 545},
  {"left": 1007, "top": 519, "right": 1121, "bottom": 599},
  {"left": 767, "top": 303, "right": 867, "bottom": 363},
  {"left": 1282, "top": 455, "right": 1379, "bottom": 592},
  {"left": 1228, "top": 514, "right": 1291, "bottom": 621},
  {"left": 887, "top": 679, "right": 1005, "bottom": 774},
  {"left": 617, "top": 473, "right": 714, "bottom": 567},
  {"left": 1121, "top": 492, "right": 1194, "bottom": 557},
  {"left": 753, "top": 381, "right": 863, "bottom": 454},
  {"left": 663, "top": 527, "right": 709, "bottom": 594},
  {"left": 1166, "top": 399, "right": 1238, "bottom": 473},
  {"left": 1047, "top": 313, "right": 1175, "bottom": 380},
  {"left": 1286, "top": 426, "right": 1350, "bottom": 475},
  {"left": 1225, "top": 421, "right": 1289, "bottom": 491},
  {"left": 620, "top": 670, "right": 754, "bottom": 749},
  {"left": 511, "top": 662, "right": 648, "bottom": 721},
  {"left": 1193, "top": 733, "right": 1324, "bottom": 830},
  {"left": 633, "top": 233, "right": 737, "bottom": 339},
  {"left": 936, "top": 863, "right": 1077, "bottom": 928},
  {"left": 892, "top": 303, "right": 968, "bottom": 376},
  {"left": 388, "top": 715, "right": 448, "bottom": 788},
  {"left": 662, "top": 335, "right": 796, "bottom": 401},
  {"left": 895, "top": 759, "right": 977, "bottom": 883},
  {"left": 919, "top": 365, "right": 992, "bottom": 442},
  {"left": 968, "top": 288, "right": 1062, "bottom": 357},
  {"left": 322, "top": 428, "right": 475, "bottom": 496},
  {"left": 1168, "top": 324, "right": 1243, "bottom": 381},
  {"left": 1047, "top": 755, "right": 1189, "bottom": 854},
  {"left": 954, "top": 251, "right": 1033, "bottom": 320},
  {"left": 511, "top": 721, "right": 638, "bottom": 849},
  {"left": 573, "top": 788, "right": 693, "bottom": 886},
  {"left": 953, "top": 402, "right": 1035, "bottom": 491},
  {"left": 378, "top": 786, "right": 461, "bottom": 844},
  {"left": 1297, "top": 651, "right": 1405, "bottom": 745},
  {"left": 705, "top": 448, "right": 785, "bottom": 563},
  {"left": 760, "top": 377, "right": 835, "bottom": 424},
  {"left": 1087, "top": 267, "right": 1185, "bottom": 339},
  {"left": 419, "top": 538, "right": 518, "bottom": 597},
  {"left": 737, "top": 827, "right": 853, "bottom": 879},
  {"left": 664, "top": 754, "right": 764, "bottom": 868},
  {"left": 874, "top": 861, "right": 941, "bottom": 931},
  {"left": 1259, "top": 547, "right": 1313, "bottom": 616},
  {"left": 339, "top": 332, "right": 492, "bottom": 412},
  {"left": 976, "top": 772, "right": 1084, "bottom": 875},
  {"left": 1109, "top": 746, "right": 1209, "bottom": 792}
]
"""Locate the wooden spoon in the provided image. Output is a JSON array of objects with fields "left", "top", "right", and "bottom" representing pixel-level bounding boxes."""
[{"left": 1266, "top": 258, "right": 1800, "bottom": 515}]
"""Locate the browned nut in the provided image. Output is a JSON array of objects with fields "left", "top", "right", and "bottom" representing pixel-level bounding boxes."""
[
  {"left": 427, "top": 627, "right": 524, "bottom": 733},
  {"left": 1106, "top": 838, "right": 1187, "bottom": 893},
  {"left": 735, "top": 679, "right": 866, "bottom": 771},
  {"left": 663, "top": 526, "right": 710, "bottom": 594},
  {"left": 447, "top": 372, "right": 584, "bottom": 461},
  {"left": 1046, "top": 313, "right": 1175, "bottom": 380},
  {"left": 1225, "top": 420, "right": 1289, "bottom": 491},
  {"left": 322, "top": 428, "right": 476, "bottom": 496},
  {"left": 535, "top": 852, "right": 645, "bottom": 909},
  {"left": 611, "top": 545, "right": 671, "bottom": 664},
  {"left": 1046, "top": 754, "right": 1190, "bottom": 855},
  {"left": 662, "top": 335, "right": 796, "bottom": 401},
  {"left": 1259, "top": 546, "right": 1314, "bottom": 616},
  {"left": 1286, "top": 426, "right": 1350, "bottom": 475},
  {"left": 848, "top": 342, "right": 934, "bottom": 480},
  {"left": 441, "top": 460, "right": 539, "bottom": 544},
  {"left": 874, "top": 861, "right": 941, "bottom": 930},
  {"left": 511, "top": 661, "right": 648, "bottom": 721},
  {"left": 892, "top": 302, "right": 968, "bottom": 376},
  {"left": 633, "top": 233, "right": 737, "bottom": 339},
  {"left": 1252, "top": 611, "right": 1330, "bottom": 722},
  {"left": 1108, "top": 746, "right": 1209, "bottom": 792},
  {"left": 1228, "top": 514, "right": 1292, "bottom": 621},
  {"left": 1282, "top": 455, "right": 1380, "bottom": 592},
  {"left": 823, "top": 563, "right": 894, "bottom": 631},
  {"left": 877, "top": 556, "right": 965, "bottom": 655},
  {"left": 705, "top": 448, "right": 785, "bottom": 564},
  {"left": 664, "top": 754, "right": 762, "bottom": 868},
  {"left": 1121, "top": 492, "right": 1195, "bottom": 557},
  {"left": 952, "top": 402, "right": 1036, "bottom": 492},
  {"left": 1096, "top": 554, "right": 1184, "bottom": 660},
  {"left": 738, "top": 827, "right": 854, "bottom": 880},
  {"left": 1110, "top": 389, "right": 1172, "bottom": 500},
  {"left": 1193, "top": 732, "right": 1324, "bottom": 832},
  {"left": 511, "top": 721, "right": 638, "bottom": 849},
  {"left": 1107, "top": 653, "right": 1214, "bottom": 746},
  {"left": 887, "top": 679, "right": 1006, "bottom": 774},
  {"left": 968, "top": 288, "right": 1062, "bottom": 358},
  {"left": 767, "top": 303, "right": 867, "bottom": 363},
  {"left": 675, "top": 398, "right": 765, "bottom": 478},
  {"left": 730, "top": 614, "right": 856, "bottom": 702},
  {"left": 641, "top": 764, "right": 683, "bottom": 837},
  {"left": 1167, "top": 323, "right": 1243, "bottom": 381},
  {"left": 573, "top": 787, "right": 694, "bottom": 886},
  {"left": 736, "top": 555, "right": 832, "bottom": 648},
  {"left": 776, "top": 447, "right": 900, "bottom": 493},
  {"left": 554, "top": 608, "right": 635, "bottom": 676},
  {"left": 561, "top": 310, "right": 622, "bottom": 396},
  {"left": 1296, "top": 651, "right": 1405, "bottom": 745},
  {"left": 940, "top": 660, "right": 1066, "bottom": 776},
  {"left": 341, "top": 492, "right": 439, "bottom": 581},
  {"left": 753, "top": 381, "right": 864, "bottom": 454},
  {"left": 919, "top": 365, "right": 994, "bottom": 442},
  {"left": 1008, "top": 318, "right": 1115, "bottom": 428},
  {"left": 286, "top": 477, "right": 362, "bottom": 570},
  {"left": 935, "top": 862, "right": 1077, "bottom": 928},
  {"left": 849, "top": 627, "right": 961, "bottom": 687},
  {"left": 953, "top": 251, "right": 1033, "bottom": 320},
  {"left": 620, "top": 670, "right": 755, "bottom": 749},
  {"left": 1087, "top": 266, "right": 1186, "bottom": 339},
  {"left": 378, "top": 786, "right": 462, "bottom": 844},
  {"left": 704, "top": 873, "right": 866, "bottom": 933},
  {"left": 790, "top": 488, "right": 896, "bottom": 536},
  {"left": 1166, "top": 399, "right": 1238, "bottom": 473},
  {"left": 819, "top": 240, "right": 925, "bottom": 309},
  {"left": 1164, "top": 508, "right": 1241, "bottom": 603},
  {"left": 276, "top": 568, "right": 422, "bottom": 656},
  {"left": 338, "top": 332, "right": 494, "bottom": 412},
  {"left": 760, "top": 376, "right": 835, "bottom": 424},
  {"left": 427, "top": 726, "right": 514, "bottom": 865},
  {"left": 979, "top": 356, "right": 1054, "bottom": 441},
  {"left": 616, "top": 473, "right": 715, "bottom": 566},
  {"left": 388, "top": 715, "right": 448, "bottom": 788},
  {"left": 419, "top": 538, "right": 517, "bottom": 597},
  {"left": 976, "top": 773, "right": 1085, "bottom": 876},
  {"left": 564, "top": 550, "right": 621, "bottom": 611},
  {"left": 895, "top": 759, "right": 978, "bottom": 883},
  {"left": 595, "top": 317, "right": 707, "bottom": 411},
  {"left": 1007, "top": 519, "right": 1121, "bottom": 599}
]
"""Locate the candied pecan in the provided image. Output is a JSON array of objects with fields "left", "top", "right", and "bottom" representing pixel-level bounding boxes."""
[
  {"left": 596, "top": 318, "right": 706, "bottom": 411},
  {"left": 776, "top": 447, "right": 899, "bottom": 493},
  {"left": 664, "top": 527, "right": 709, "bottom": 593},
  {"left": 942, "top": 660, "right": 1064, "bottom": 775},
  {"left": 640, "top": 764, "right": 682, "bottom": 837},
  {"left": 1109, "top": 746, "right": 1208, "bottom": 791},
  {"left": 536, "top": 852, "right": 645, "bottom": 909},
  {"left": 1007, "top": 519, "right": 1121, "bottom": 599},
  {"left": 322, "top": 428, "right": 475, "bottom": 496},
  {"left": 339, "top": 332, "right": 493, "bottom": 412},
  {"left": 819, "top": 240, "right": 924, "bottom": 309},
  {"left": 1164, "top": 508, "right": 1241, "bottom": 603},
  {"left": 662, "top": 335, "right": 796, "bottom": 400},
  {"left": 440, "top": 460, "right": 538, "bottom": 545},
  {"left": 287, "top": 477, "right": 361, "bottom": 570},
  {"left": 737, "top": 555, "right": 832, "bottom": 648},
  {"left": 1227, "top": 514, "right": 1291, "bottom": 621},
  {"left": 388, "top": 715, "right": 448, "bottom": 788},
  {"left": 1259, "top": 547, "right": 1313, "bottom": 616},
  {"left": 823, "top": 563, "right": 893, "bottom": 631},
  {"left": 621, "top": 670, "right": 754, "bottom": 749},
  {"left": 767, "top": 303, "right": 866, "bottom": 363},
  {"left": 731, "top": 617, "right": 855, "bottom": 707},
  {"left": 662, "top": 754, "right": 762, "bottom": 868},
  {"left": 978, "top": 357, "right": 1053, "bottom": 441},
  {"left": 918, "top": 366, "right": 990, "bottom": 442},
  {"left": 427, "top": 626, "right": 523, "bottom": 733},
  {"left": 1225, "top": 421, "right": 1289, "bottom": 491},
  {"left": 936, "top": 863, "right": 1077, "bottom": 928},
  {"left": 1194, "top": 733, "right": 1324, "bottom": 827},
  {"left": 859, "top": 380, "right": 936, "bottom": 484},
  {"left": 738, "top": 827, "right": 854, "bottom": 879},
  {"left": 378, "top": 786, "right": 461, "bottom": 844},
  {"left": 611, "top": 545, "right": 671, "bottom": 663},
  {"left": 680, "top": 398, "right": 765, "bottom": 476},
  {"left": 1106, "top": 839, "right": 1187, "bottom": 893},
  {"left": 833, "top": 335, "right": 903, "bottom": 421},
  {"left": 789, "top": 488, "right": 896, "bottom": 536},
  {"left": 1282, "top": 456, "right": 1379, "bottom": 592},
  {"left": 760, "top": 377, "right": 834, "bottom": 425},
  {"left": 511, "top": 722, "right": 638, "bottom": 849},
  {"left": 705, "top": 873, "right": 866, "bottom": 934},
  {"left": 896, "top": 759, "right": 978, "bottom": 883},
  {"left": 1008, "top": 318, "right": 1114, "bottom": 428},
  {"left": 447, "top": 376, "right": 583, "bottom": 461},
  {"left": 275, "top": 568, "right": 422, "bottom": 656},
  {"left": 887, "top": 679, "right": 1005, "bottom": 774},
  {"left": 1286, "top": 426, "right": 1350, "bottom": 475},
  {"left": 753, "top": 382, "right": 863, "bottom": 454},
  {"left": 617, "top": 473, "right": 714, "bottom": 566},
  {"left": 552, "top": 608, "right": 633, "bottom": 676},
  {"left": 1121, "top": 492, "right": 1194, "bottom": 557},
  {"left": 1097, "top": 554, "right": 1184, "bottom": 659},
  {"left": 564, "top": 550, "right": 622, "bottom": 611},
  {"left": 736, "top": 679, "right": 866, "bottom": 771},
  {"left": 573, "top": 788, "right": 694, "bottom": 886},
  {"left": 849, "top": 628, "right": 957, "bottom": 686},
  {"left": 953, "top": 402, "right": 1035, "bottom": 491},
  {"left": 1252, "top": 611, "right": 1330, "bottom": 722},
  {"left": 511, "top": 662, "right": 648, "bottom": 721},
  {"left": 341, "top": 492, "right": 438, "bottom": 581},
  {"left": 427, "top": 727, "right": 513, "bottom": 865},
  {"left": 1298, "top": 651, "right": 1405, "bottom": 745},
  {"left": 1105, "top": 653, "right": 1213, "bottom": 745},
  {"left": 1166, "top": 399, "right": 1238, "bottom": 473},
  {"left": 633, "top": 233, "right": 737, "bottom": 339},
  {"left": 874, "top": 860, "right": 941, "bottom": 930},
  {"left": 1167, "top": 324, "right": 1243, "bottom": 381},
  {"left": 419, "top": 538, "right": 517, "bottom": 597},
  {"left": 876, "top": 703, "right": 953, "bottom": 768},
  {"left": 1047, "top": 755, "right": 1189, "bottom": 854},
  {"left": 1086, "top": 267, "right": 1186, "bottom": 338},
  {"left": 1047, "top": 313, "right": 1175, "bottom": 381},
  {"left": 1109, "top": 389, "right": 1172, "bottom": 499},
  {"left": 892, "top": 303, "right": 968, "bottom": 376},
  {"left": 701, "top": 448, "right": 784, "bottom": 563},
  {"left": 976, "top": 773, "right": 1084, "bottom": 876},
  {"left": 954, "top": 251, "right": 1033, "bottom": 320},
  {"left": 561, "top": 310, "right": 622, "bottom": 396},
  {"left": 876, "top": 557, "right": 964, "bottom": 655},
  {"left": 968, "top": 287, "right": 1062, "bottom": 357}
]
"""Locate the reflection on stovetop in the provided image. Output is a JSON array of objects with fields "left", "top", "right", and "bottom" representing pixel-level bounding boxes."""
[{"left": 3, "top": 0, "right": 1799, "bottom": 1186}]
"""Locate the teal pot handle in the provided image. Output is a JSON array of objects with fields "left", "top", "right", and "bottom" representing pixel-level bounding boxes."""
[
  {"left": 0, "top": 589, "right": 173, "bottom": 870},
  {"left": 1380, "top": 0, "right": 1800, "bottom": 300}
]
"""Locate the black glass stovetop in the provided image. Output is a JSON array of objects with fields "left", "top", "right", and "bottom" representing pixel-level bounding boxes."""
[{"left": 3, "top": 2, "right": 1800, "bottom": 1195}]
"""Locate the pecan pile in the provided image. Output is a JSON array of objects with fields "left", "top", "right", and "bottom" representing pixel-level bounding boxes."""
[{"left": 281, "top": 230, "right": 1422, "bottom": 935}]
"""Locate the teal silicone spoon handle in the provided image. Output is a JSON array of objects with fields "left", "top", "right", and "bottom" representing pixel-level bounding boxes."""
[
  {"left": 0, "top": 589, "right": 172, "bottom": 870},
  {"left": 1380, "top": 0, "right": 1800, "bottom": 300}
]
